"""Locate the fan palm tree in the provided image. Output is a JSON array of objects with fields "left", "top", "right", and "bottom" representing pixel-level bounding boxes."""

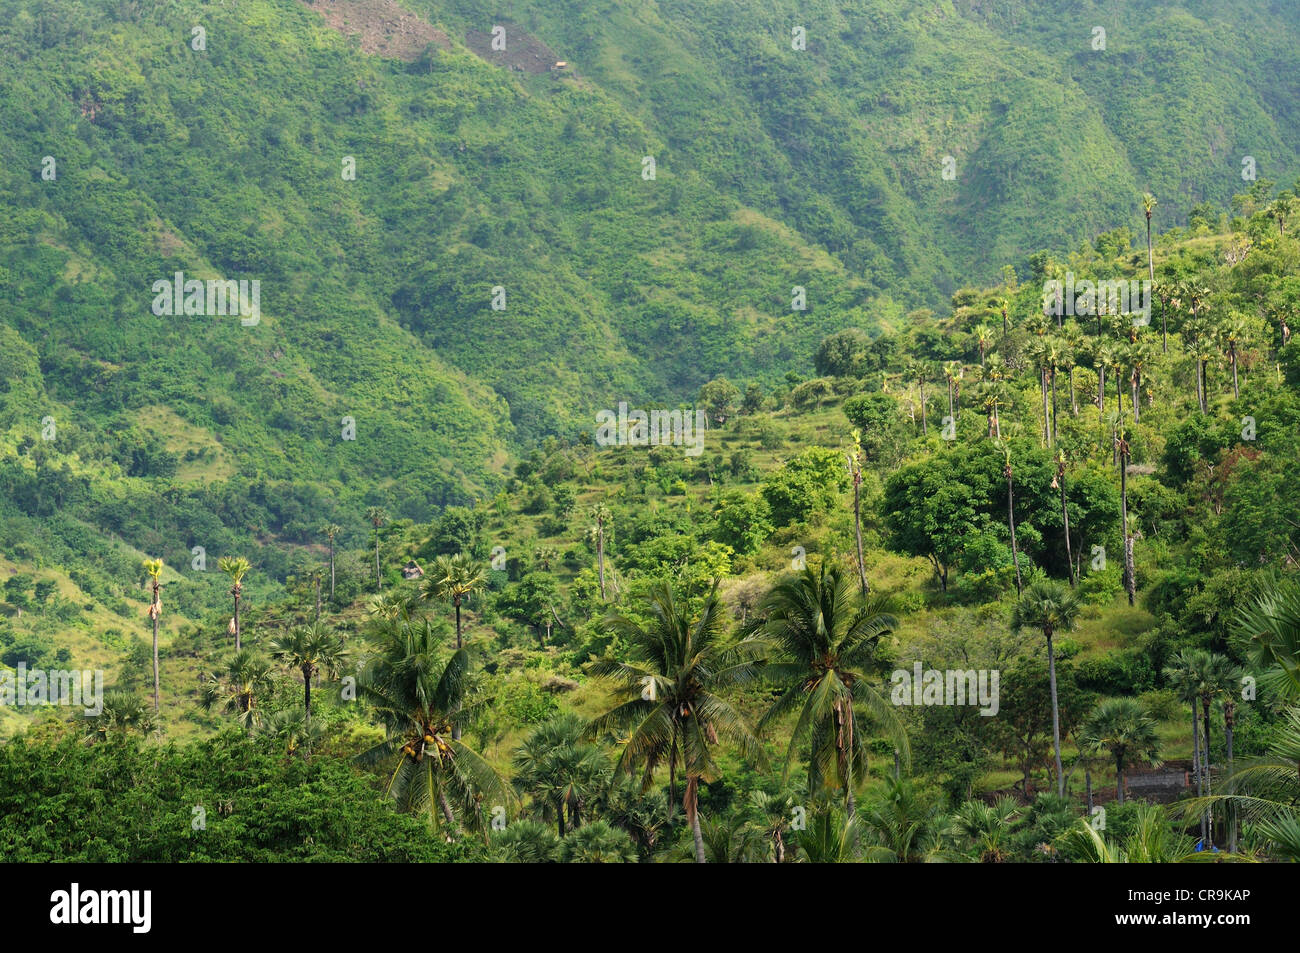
[
  {"left": 587, "top": 581, "right": 763, "bottom": 863},
  {"left": 269, "top": 623, "right": 348, "bottom": 725},
  {"left": 747, "top": 789, "right": 801, "bottom": 863},
  {"left": 84, "top": 690, "right": 156, "bottom": 741},
  {"left": 365, "top": 506, "right": 388, "bottom": 592},
  {"left": 422, "top": 553, "right": 487, "bottom": 653},
  {"left": 745, "top": 565, "right": 909, "bottom": 819},
  {"left": 217, "top": 556, "right": 250, "bottom": 651},
  {"left": 1079, "top": 697, "right": 1160, "bottom": 804},
  {"left": 1164, "top": 650, "right": 1209, "bottom": 808},
  {"left": 142, "top": 558, "right": 163, "bottom": 711},
  {"left": 1012, "top": 581, "right": 1081, "bottom": 797},
  {"left": 1183, "top": 313, "right": 1213, "bottom": 414},
  {"left": 321, "top": 523, "right": 341, "bottom": 602},
  {"left": 356, "top": 623, "right": 510, "bottom": 835},
  {"left": 201, "top": 649, "right": 275, "bottom": 733},
  {"left": 490, "top": 819, "right": 559, "bottom": 863},
  {"left": 513, "top": 712, "right": 609, "bottom": 836},
  {"left": 1220, "top": 313, "right": 1251, "bottom": 400},
  {"left": 557, "top": 820, "right": 638, "bottom": 863},
  {"left": 950, "top": 796, "right": 1021, "bottom": 862}
]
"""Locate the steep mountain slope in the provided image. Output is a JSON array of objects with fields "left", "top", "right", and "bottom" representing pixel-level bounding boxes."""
[{"left": 0, "top": 0, "right": 1297, "bottom": 644}]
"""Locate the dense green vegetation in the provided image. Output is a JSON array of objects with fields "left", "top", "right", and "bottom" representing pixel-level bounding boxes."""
[{"left": 2, "top": 0, "right": 1300, "bottom": 863}]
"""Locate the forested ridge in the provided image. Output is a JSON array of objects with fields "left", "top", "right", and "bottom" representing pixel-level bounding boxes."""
[{"left": 2, "top": 0, "right": 1300, "bottom": 863}]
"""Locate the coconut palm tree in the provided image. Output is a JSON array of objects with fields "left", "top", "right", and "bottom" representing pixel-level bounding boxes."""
[
  {"left": 588, "top": 581, "right": 763, "bottom": 863},
  {"left": 1235, "top": 570, "right": 1300, "bottom": 704},
  {"left": 217, "top": 556, "right": 250, "bottom": 651},
  {"left": 356, "top": 624, "right": 510, "bottom": 836},
  {"left": 1079, "top": 698, "right": 1160, "bottom": 803},
  {"left": 1012, "top": 581, "right": 1081, "bottom": 797},
  {"left": 201, "top": 649, "right": 275, "bottom": 733},
  {"left": 513, "top": 712, "right": 609, "bottom": 836},
  {"left": 365, "top": 506, "right": 388, "bottom": 592},
  {"left": 746, "top": 565, "right": 909, "bottom": 819},
  {"left": 857, "top": 776, "right": 950, "bottom": 861},
  {"left": 321, "top": 523, "right": 341, "bottom": 602},
  {"left": 795, "top": 808, "right": 865, "bottom": 863},
  {"left": 269, "top": 623, "right": 348, "bottom": 725},
  {"left": 422, "top": 553, "right": 487, "bottom": 652},
  {"left": 142, "top": 558, "right": 163, "bottom": 711}
]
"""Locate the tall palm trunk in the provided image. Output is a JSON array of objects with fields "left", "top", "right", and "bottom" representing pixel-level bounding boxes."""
[
  {"left": 1119, "top": 438, "right": 1136, "bottom": 606},
  {"left": 328, "top": 537, "right": 335, "bottom": 601},
  {"left": 1050, "top": 370, "right": 1058, "bottom": 444},
  {"left": 1225, "top": 701, "right": 1236, "bottom": 852},
  {"left": 919, "top": 379, "right": 927, "bottom": 436},
  {"left": 1098, "top": 365, "right": 1105, "bottom": 422},
  {"left": 1230, "top": 347, "right": 1239, "bottom": 399},
  {"left": 452, "top": 599, "right": 464, "bottom": 741},
  {"left": 840, "top": 699, "right": 857, "bottom": 819},
  {"left": 686, "top": 776, "right": 706, "bottom": 863},
  {"left": 1115, "top": 754, "right": 1125, "bottom": 804},
  {"left": 302, "top": 663, "right": 313, "bottom": 724},
  {"left": 150, "top": 582, "right": 160, "bottom": 712},
  {"left": 1040, "top": 367, "right": 1050, "bottom": 446},
  {"left": 1201, "top": 696, "right": 1214, "bottom": 845},
  {"left": 1006, "top": 465, "right": 1022, "bottom": 595},
  {"left": 374, "top": 534, "right": 382, "bottom": 592},
  {"left": 852, "top": 469, "right": 868, "bottom": 596},
  {"left": 1047, "top": 629, "right": 1063, "bottom": 797},
  {"left": 1058, "top": 468, "right": 1075, "bottom": 587},
  {"left": 233, "top": 586, "right": 241, "bottom": 651},
  {"left": 596, "top": 520, "right": 606, "bottom": 600}
]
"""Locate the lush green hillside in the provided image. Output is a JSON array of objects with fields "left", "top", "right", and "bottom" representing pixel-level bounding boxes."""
[{"left": 3, "top": 0, "right": 1300, "bottom": 864}]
